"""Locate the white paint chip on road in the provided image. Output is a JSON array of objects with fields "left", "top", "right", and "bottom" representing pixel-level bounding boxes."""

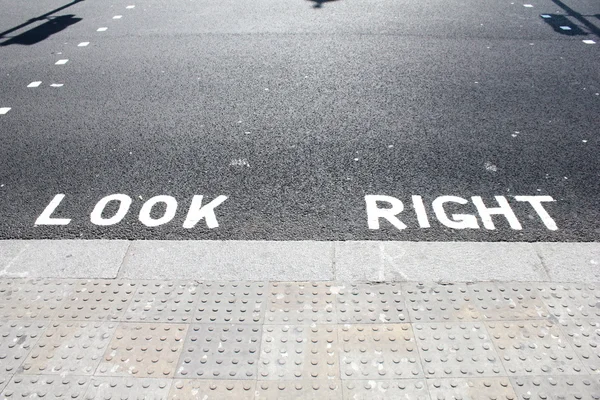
[
  {"left": 113, "top": 15, "right": 122, "bottom": 19},
  {"left": 0, "top": 107, "right": 11, "bottom": 115},
  {"left": 27, "top": 81, "right": 42, "bottom": 88},
  {"left": 78, "top": 42, "right": 89, "bottom": 47},
  {"left": 50, "top": 83, "right": 64, "bottom": 87},
  {"left": 583, "top": 40, "right": 596, "bottom": 44},
  {"left": 560, "top": 26, "right": 572, "bottom": 30},
  {"left": 55, "top": 59, "right": 69, "bottom": 65},
  {"left": 540, "top": 14, "right": 551, "bottom": 18},
  {"left": 97, "top": 27, "right": 108, "bottom": 32},
  {"left": 524, "top": 4, "right": 533, "bottom": 7},
  {"left": 484, "top": 161, "right": 498, "bottom": 172},
  {"left": 126, "top": 5, "right": 135, "bottom": 8}
]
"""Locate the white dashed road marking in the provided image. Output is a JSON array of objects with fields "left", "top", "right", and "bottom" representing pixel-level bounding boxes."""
[
  {"left": 97, "top": 27, "right": 108, "bottom": 32},
  {"left": 27, "top": 81, "right": 42, "bottom": 88},
  {"left": 126, "top": 5, "right": 135, "bottom": 9},
  {"left": 78, "top": 42, "right": 89, "bottom": 47},
  {"left": 0, "top": 108, "right": 11, "bottom": 115},
  {"left": 50, "top": 84, "right": 64, "bottom": 87},
  {"left": 523, "top": 4, "right": 533, "bottom": 7},
  {"left": 113, "top": 15, "right": 122, "bottom": 19},
  {"left": 55, "top": 59, "right": 69, "bottom": 65},
  {"left": 583, "top": 40, "right": 596, "bottom": 44}
]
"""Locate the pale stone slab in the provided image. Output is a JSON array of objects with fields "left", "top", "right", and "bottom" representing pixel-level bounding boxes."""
[
  {"left": 1, "top": 240, "right": 128, "bottom": 278},
  {"left": 336, "top": 241, "right": 548, "bottom": 282},
  {"left": 119, "top": 240, "right": 334, "bottom": 281},
  {"left": 535, "top": 242, "right": 600, "bottom": 282}
]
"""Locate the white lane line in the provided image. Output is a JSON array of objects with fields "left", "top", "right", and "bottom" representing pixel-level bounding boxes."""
[
  {"left": 55, "top": 59, "right": 69, "bottom": 65},
  {"left": 0, "top": 107, "right": 11, "bottom": 115},
  {"left": 97, "top": 27, "right": 108, "bottom": 32},
  {"left": 27, "top": 81, "right": 42, "bottom": 88},
  {"left": 113, "top": 15, "right": 122, "bottom": 19},
  {"left": 78, "top": 42, "right": 89, "bottom": 47},
  {"left": 50, "top": 83, "right": 64, "bottom": 87},
  {"left": 126, "top": 5, "right": 135, "bottom": 8},
  {"left": 583, "top": 39, "right": 596, "bottom": 44}
]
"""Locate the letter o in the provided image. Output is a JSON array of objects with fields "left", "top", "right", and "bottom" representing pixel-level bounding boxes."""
[
  {"left": 90, "top": 194, "right": 132, "bottom": 226},
  {"left": 139, "top": 195, "right": 178, "bottom": 227}
]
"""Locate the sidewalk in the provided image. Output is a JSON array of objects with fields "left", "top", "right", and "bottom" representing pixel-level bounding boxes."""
[{"left": 1, "top": 278, "right": 599, "bottom": 399}]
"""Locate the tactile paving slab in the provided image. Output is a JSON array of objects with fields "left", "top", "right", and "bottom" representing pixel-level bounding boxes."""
[
  {"left": 0, "top": 320, "right": 47, "bottom": 374},
  {"left": 255, "top": 380, "right": 342, "bottom": 400},
  {"left": 53, "top": 280, "right": 137, "bottom": 321},
  {"left": 338, "top": 324, "right": 423, "bottom": 379},
  {"left": 538, "top": 283, "right": 600, "bottom": 319},
  {"left": 84, "top": 377, "right": 172, "bottom": 400},
  {"left": 343, "top": 379, "right": 429, "bottom": 400},
  {"left": 0, "top": 279, "right": 73, "bottom": 320},
  {"left": 405, "top": 283, "right": 548, "bottom": 322},
  {"left": 558, "top": 319, "right": 600, "bottom": 374},
  {"left": 259, "top": 325, "right": 339, "bottom": 380},
  {"left": 491, "top": 283, "right": 550, "bottom": 320},
  {"left": 336, "top": 283, "right": 408, "bottom": 324},
  {"left": 1, "top": 375, "right": 90, "bottom": 399},
  {"left": 510, "top": 375, "right": 600, "bottom": 399},
  {"left": 169, "top": 379, "right": 255, "bottom": 399},
  {"left": 124, "top": 281, "right": 199, "bottom": 323},
  {"left": 96, "top": 322, "right": 187, "bottom": 377},
  {"left": 20, "top": 321, "right": 116, "bottom": 375},
  {"left": 265, "top": 282, "right": 336, "bottom": 324},
  {"left": 427, "top": 377, "right": 517, "bottom": 400},
  {"left": 487, "top": 320, "right": 585, "bottom": 375},
  {"left": 414, "top": 322, "right": 506, "bottom": 377},
  {"left": 194, "top": 282, "right": 266, "bottom": 324},
  {"left": 176, "top": 324, "right": 261, "bottom": 379}
]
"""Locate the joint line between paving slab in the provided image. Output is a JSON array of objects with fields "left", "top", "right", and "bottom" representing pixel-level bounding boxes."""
[
  {"left": 532, "top": 243, "right": 552, "bottom": 280},
  {"left": 331, "top": 242, "right": 337, "bottom": 280},
  {"left": 115, "top": 241, "right": 133, "bottom": 279}
]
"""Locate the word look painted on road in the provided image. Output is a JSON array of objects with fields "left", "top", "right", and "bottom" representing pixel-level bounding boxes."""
[
  {"left": 35, "top": 194, "right": 228, "bottom": 228},
  {"left": 365, "top": 195, "right": 557, "bottom": 230}
]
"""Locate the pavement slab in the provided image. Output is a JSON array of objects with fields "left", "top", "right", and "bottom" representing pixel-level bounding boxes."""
[{"left": 1, "top": 277, "right": 600, "bottom": 399}]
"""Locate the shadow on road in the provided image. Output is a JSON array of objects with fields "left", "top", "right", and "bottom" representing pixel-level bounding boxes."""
[
  {"left": 541, "top": 14, "right": 588, "bottom": 36},
  {"left": 307, "top": 0, "right": 338, "bottom": 9},
  {"left": 0, "top": 0, "right": 84, "bottom": 46},
  {"left": 541, "top": 0, "right": 600, "bottom": 37}
]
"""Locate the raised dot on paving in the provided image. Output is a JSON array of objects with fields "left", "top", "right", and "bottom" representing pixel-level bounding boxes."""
[
  {"left": 97, "top": 27, "right": 107, "bottom": 32},
  {"left": 78, "top": 42, "right": 89, "bottom": 47},
  {"left": 27, "top": 81, "right": 42, "bottom": 88},
  {"left": 0, "top": 107, "right": 11, "bottom": 115},
  {"left": 583, "top": 40, "right": 596, "bottom": 44},
  {"left": 113, "top": 15, "right": 122, "bottom": 19},
  {"left": 55, "top": 59, "right": 68, "bottom": 65}
]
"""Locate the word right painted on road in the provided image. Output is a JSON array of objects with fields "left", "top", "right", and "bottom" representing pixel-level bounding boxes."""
[{"left": 366, "top": 195, "right": 557, "bottom": 230}]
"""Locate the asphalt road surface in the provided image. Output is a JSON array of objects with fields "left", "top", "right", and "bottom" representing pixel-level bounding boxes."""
[{"left": 0, "top": 0, "right": 598, "bottom": 241}]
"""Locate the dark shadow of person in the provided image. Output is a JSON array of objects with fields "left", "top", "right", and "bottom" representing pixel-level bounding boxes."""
[
  {"left": 1, "top": 15, "right": 82, "bottom": 46},
  {"left": 308, "top": 0, "right": 338, "bottom": 9}
]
